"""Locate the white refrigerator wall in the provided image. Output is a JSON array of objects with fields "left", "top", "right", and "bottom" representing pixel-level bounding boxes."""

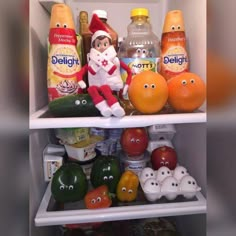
[{"left": 30, "top": 0, "right": 206, "bottom": 235}]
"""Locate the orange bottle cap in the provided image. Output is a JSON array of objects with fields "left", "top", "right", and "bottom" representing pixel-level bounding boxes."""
[{"left": 162, "top": 10, "right": 185, "bottom": 33}]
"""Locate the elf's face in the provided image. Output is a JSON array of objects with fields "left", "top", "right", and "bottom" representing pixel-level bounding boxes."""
[{"left": 94, "top": 37, "right": 111, "bottom": 53}]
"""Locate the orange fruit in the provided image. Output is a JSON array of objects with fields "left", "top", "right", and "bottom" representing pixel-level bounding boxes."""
[
  {"left": 167, "top": 72, "right": 206, "bottom": 112},
  {"left": 128, "top": 71, "right": 168, "bottom": 114}
]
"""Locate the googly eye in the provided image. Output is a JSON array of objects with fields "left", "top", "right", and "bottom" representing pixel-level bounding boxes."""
[
  {"left": 156, "top": 183, "right": 158, "bottom": 186},
  {"left": 160, "top": 161, "right": 164, "bottom": 165},
  {"left": 63, "top": 24, "right": 67, "bottom": 28},
  {"left": 68, "top": 185, "right": 74, "bottom": 190},
  {"left": 150, "top": 173, "right": 153, "bottom": 176},
  {"left": 151, "top": 182, "right": 154, "bottom": 185},
  {"left": 190, "top": 79, "right": 195, "bottom": 84},
  {"left": 142, "top": 49, "right": 147, "bottom": 54},
  {"left": 145, "top": 174, "right": 149, "bottom": 177},
  {"left": 131, "top": 138, "right": 135, "bottom": 143},
  {"left": 103, "top": 176, "right": 108, "bottom": 180},
  {"left": 136, "top": 139, "right": 140, "bottom": 143},
  {"left": 176, "top": 183, "right": 178, "bottom": 186},
  {"left": 128, "top": 189, "right": 133, "bottom": 194},
  {"left": 172, "top": 183, "right": 175, "bottom": 186},
  {"left": 91, "top": 199, "right": 96, "bottom": 204},
  {"left": 162, "top": 172, "right": 165, "bottom": 175},
  {"left": 75, "top": 100, "right": 80, "bottom": 105},
  {"left": 56, "top": 23, "right": 60, "bottom": 27},
  {"left": 97, "top": 197, "right": 102, "bottom": 202},
  {"left": 167, "top": 171, "right": 170, "bottom": 174},
  {"left": 181, "top": 171, "right": 185, "bottom": 174},
  {"left": 136, "top": 48, "right": 141, "bottom": 53},
  {"left": 151, "top": 84, "right": 156, "bottom": 89},
  {"left": 171, "top": 25, "right": 175, "bottom": 30},
  {"left": 177, "top": 25, "right": 181, "bottom": 30},
  {"left": 193, "top": 182, "right": 196, "bottom": 185},
  {"left": 144, "top": 84, "right": 149, "bottom": 89},
  {"left": 82, "top": 100, "right": 87, "bottom": 105},
  {"left": 122, "top": 187, "right": 126, "bottom": 192},
  {"left": 59, "top": 185, "right": 65, "bottom": 190},
  {"left": 109, "top": 175, "right": 113, "bottom": 180},
  {"left": 182, "top": 80, "right": 187, "bottom": 85},
  {"left": 188, "top": 181, "right": 191, "bottom": 184}
]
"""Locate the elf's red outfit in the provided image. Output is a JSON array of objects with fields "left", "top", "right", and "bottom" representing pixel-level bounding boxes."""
[{"left": 77, "top": 14, "right": 132, "bottom": 117}]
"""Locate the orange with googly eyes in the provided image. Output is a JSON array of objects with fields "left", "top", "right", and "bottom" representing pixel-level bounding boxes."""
[
  {"left": 167, "top": 72, "right": 206, "bottom": 112},
  {"left": 128, "top": 71, "right": 168, "bottom": 114}
]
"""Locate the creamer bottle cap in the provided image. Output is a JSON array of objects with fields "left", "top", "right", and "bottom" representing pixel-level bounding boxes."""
[{"left": 162, "top": 10, "right": 185, "bottom": 33}]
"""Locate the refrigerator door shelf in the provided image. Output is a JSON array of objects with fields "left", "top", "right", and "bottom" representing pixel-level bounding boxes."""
[
  {"left": 35, "top": 182, "right": 206, "bottom": 226},
  {"left": 30, "top": 106, "right": 206, "bottom": 129}
]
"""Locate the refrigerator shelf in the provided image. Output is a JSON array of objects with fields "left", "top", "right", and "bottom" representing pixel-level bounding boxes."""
[
  {"left": 30, "top": 106, "right": 206, "bottom": 129},
  {"left": 35, "top": 183, "right": 206, "bottom": 226}
]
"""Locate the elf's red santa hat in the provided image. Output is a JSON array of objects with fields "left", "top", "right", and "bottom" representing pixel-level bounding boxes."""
[{"left": 89, "top": 13, "right": 111, "bottom": 45}]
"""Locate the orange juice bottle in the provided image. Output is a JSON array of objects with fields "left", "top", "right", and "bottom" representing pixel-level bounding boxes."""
[{"left": 160, "top": 10, "right": 189, "bottom": 81}]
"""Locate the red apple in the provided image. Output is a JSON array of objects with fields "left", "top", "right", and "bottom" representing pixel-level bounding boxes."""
[
  {"left": 151, "top": 146, "right": 177, "bottom": 170},
  {"left": 120, "top": 128, "right": 148, "bottom": 156}
]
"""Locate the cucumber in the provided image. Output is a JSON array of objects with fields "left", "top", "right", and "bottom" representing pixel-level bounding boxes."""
[{"left": 48, "top": 94, "right": 101, "bottom": 117}]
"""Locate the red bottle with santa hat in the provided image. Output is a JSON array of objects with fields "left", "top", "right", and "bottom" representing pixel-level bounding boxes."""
[{"left": 77, "top": 14, "right": 132, "bottom": 117}]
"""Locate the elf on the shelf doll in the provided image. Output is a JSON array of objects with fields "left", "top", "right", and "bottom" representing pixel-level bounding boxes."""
[{"left": 77, "top": 14, "right": 132, "bottom": 117}]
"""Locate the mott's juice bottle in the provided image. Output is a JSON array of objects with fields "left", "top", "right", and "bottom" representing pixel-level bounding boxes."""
[
  {"left": 160, "top": 10, "right": 189, "bottom": 81},
  {"left": 118, "top": 8, "right": 160, "bottom": 114},
  {"left": 47, "top": 4, "right": 82, "bottom": 101}
]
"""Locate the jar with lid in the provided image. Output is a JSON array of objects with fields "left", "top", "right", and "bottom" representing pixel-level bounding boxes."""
[{"left": 118, "top": 8, "right": 160, "bottom": 114}]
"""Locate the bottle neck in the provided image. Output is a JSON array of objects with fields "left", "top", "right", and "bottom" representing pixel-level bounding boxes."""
[{"left": 131, "top": 15, "right": 148, "bottom": 23}]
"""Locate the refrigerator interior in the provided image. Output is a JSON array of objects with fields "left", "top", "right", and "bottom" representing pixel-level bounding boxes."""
[{"left": 30, "top": 0, "right": 206, "bottom": 235}]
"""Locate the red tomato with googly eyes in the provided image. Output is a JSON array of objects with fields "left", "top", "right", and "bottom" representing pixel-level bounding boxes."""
[
  {"left": 120, "top": 128, "right": 148, "bottom": 157},
  {"left": 151, "top": 146, "right": 177, "bottom": 170}
]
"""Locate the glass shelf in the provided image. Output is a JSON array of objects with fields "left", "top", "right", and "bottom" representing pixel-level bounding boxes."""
[{"left": 35, "top": 182, "right": 206, "bottom": 226}]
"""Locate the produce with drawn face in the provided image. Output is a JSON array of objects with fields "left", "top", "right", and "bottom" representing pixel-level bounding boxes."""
[
  {"left": 51, "top": 163, "right": 88, "bottom": 203},
  {"left": 84, "top": 185, "right": 112, "bottom": 209},
  {"left": 151, "top": 146, "right": 177, "bottom": 170},
  {"left": 116, "top": 170, "right": 139, "bottom": 202},
  {"left": 120, "top": 128, "right": 149, "bottom": 157},
  {"left": 90, "top": 155, "right": 121, "bottom": 193}
]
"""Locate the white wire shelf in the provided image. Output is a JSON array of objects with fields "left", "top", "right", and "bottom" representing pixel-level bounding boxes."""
[{"left": 35, "top": 182, "right": 206, "bottom": 226}]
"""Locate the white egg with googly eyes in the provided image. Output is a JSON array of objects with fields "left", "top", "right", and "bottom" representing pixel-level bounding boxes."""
[
  {"left": 139, "top": 167, "right": 155, "bottom": 184},
  {"left": 143, "top": 178, "right": 161, "bottom": 193},
  {"left": 179, "top": 175, "right": 201, "bottom": 199},
  {"left": 173, "top": 166, "right": 189, "bottom": 183},
  {"left": 142, "top": 178, "right": 161, "bottom": 201},
  {"left": 155, "top": 166, "right": 172, "bottom": 183},
  {"left": 161, "top": 176, "right": 179, "bottom": 200}
]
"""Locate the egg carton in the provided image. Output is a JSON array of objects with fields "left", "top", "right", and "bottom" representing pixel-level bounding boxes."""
[{"left": 139, "top": 166, "right": 201, "bottom": 202}]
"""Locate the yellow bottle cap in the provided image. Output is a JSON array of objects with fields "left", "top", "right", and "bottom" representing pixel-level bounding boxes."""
[{"left": 131, "top": 8, "right": 149, "bottom": 18}]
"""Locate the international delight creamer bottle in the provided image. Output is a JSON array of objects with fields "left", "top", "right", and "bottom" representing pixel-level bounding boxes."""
[
  {"left": 47, "top": 4, "right": 82, "bottom": 101},
  {"left": 118, "top": 8, "right": 160, "bottom": 114},
  {"left": 160, "top": 10, "right": 189, "bottom": 81}
]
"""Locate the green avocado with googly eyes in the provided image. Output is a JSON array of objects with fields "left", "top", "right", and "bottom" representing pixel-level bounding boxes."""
[
  {"left": 48, "top": 93, "right": 101, "bottom": 117},
  {"left": 51, "top": 163, "right": 88, "bottom": 203}
]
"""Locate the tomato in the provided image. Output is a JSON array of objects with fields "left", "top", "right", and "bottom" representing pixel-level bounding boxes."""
[
  {"left": 151, "top": 146, "right": 177, "bottom": 170},
  {"left": 120, "top": 128, "right": 148, "bottom": 156},
  {"left": 84, "top": 185, "right": 112, "bottom": 209}
]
